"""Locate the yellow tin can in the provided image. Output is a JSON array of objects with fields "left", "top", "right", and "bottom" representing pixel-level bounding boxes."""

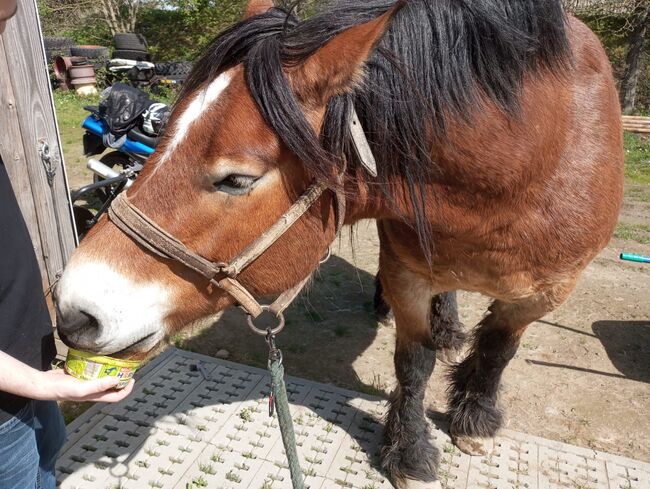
[{"left": 64, "top": 348, "right": 140, "bottom": 389}]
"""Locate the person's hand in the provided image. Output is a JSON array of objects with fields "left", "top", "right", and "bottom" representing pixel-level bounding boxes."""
[
  {"left": 0, "top": 0, "right": 17, "bottom": 34},
  {"left": 36, "top": 368, "right": 134, "bottom": 402}
]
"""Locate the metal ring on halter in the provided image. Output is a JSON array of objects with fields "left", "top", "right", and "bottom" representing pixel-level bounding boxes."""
[
  {"left": 319, "top": 246, "right": 332, "bottom": 265},
  {"left": 247, "top": 305, "right": 286, "bottom": 336}
]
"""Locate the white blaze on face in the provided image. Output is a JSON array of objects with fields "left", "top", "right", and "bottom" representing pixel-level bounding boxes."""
[
  {"left": 158, "top": 70, "right": 233, "bottom": 165},
  {"left": 56, "top": 259, "right": 171, "bottom": 354}
]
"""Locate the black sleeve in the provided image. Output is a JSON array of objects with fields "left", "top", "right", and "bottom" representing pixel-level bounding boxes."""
[{"left": 0, "top": 156, "right": 57, "bottom": 422}]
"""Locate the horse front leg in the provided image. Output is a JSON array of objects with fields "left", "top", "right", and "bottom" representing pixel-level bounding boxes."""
[
  {"left": 447, "top": 282, "right": 575, "bottom": 455},
  {"left": 377, "top": 262, "right": 441, "bottom": 488},
  {"left": 383, "top": 336, "right": 439, "bottom": 489}
]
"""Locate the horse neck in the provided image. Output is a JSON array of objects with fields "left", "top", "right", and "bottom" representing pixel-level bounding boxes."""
[{"left": 342, "top": 170, "right": 427, "bottom": 225}]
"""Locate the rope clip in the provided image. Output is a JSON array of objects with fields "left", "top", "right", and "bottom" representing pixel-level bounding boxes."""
[
  {"left": 265, "top": 328, "right": 283, "bottom": 367},
  {"left": 266, "top": 328, "right": 282, "bottom": 418}
]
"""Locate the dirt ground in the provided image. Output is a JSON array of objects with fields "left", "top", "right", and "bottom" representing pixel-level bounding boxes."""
[
  {"left": 166, "top": 217, "right": 648, "bottom": 465},
  {"left": 63, "top": 157, "right": 650, "bottom": 464}
]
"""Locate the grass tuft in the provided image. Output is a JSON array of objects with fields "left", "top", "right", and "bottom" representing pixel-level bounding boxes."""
[
  {"left": 614, "top": 222, "right": 650, "bottom": 244},
  {"left": 624, "top": 132, "right": 650, "bottom": 185}
]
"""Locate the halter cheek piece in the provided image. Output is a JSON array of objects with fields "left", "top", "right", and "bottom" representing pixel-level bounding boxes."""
[
  {"left": 107, "top": 181, "right": 346, "bottom": 334},
  {"left": 106, "top": 108, "right": 378, "bottom": 333}
]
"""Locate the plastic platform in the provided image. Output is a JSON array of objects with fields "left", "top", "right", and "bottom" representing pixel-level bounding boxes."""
[{"left": 57, "top": 348, "right": 650, "bottom": 489}]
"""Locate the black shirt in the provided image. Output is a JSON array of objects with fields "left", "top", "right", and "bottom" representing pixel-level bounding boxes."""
[{"left": 0, "top": 157, "right": 57, "bottom": 424}]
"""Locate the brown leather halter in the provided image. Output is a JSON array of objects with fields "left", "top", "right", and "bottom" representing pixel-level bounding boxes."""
[{"left": 107, "top": 181, "right": 345, "bottom": 334}]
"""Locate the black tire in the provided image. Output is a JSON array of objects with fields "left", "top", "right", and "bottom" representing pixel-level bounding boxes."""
[
  {"left": 127, "top": 67, "right": 154, "bottom": 82},
  {"left": 70, "top": 46, "right": 110, "bottom": 59},
  {"left": 112, "top": 49, "right": 150, "bottom": 62},
  {"left": 45, "top": 48, "right": 71, "bottom": 63},
  {"left": 44, "top": 36, "right": 74, "bottom": 51},
  {"left": 113, "top": 33, "right": 148, "bottom": 51},
  {"left": 154, "top": 61, "right": 192, "bottom": 76},
  {"left": 153, "top": 62, "right": 171, "bottom": 76},
  {"left": 93, "top": 152, "right": 129, "bottom": 202},
  {"left": 169, "top": 61, "right": 192, "bottom": 75}
]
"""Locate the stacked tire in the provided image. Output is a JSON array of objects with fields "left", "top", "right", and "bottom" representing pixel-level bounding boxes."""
[
  {"left": 112, "top": 33, "right": 150, "bottom": 61},
  {"left": 70, "top": 45, "right": 109, "bottom": 69},
  {"left": 44, "top": 37, "right": 74, "bottom": 62}
]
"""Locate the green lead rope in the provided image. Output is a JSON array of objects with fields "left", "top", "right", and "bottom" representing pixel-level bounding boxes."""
[{"left": 268, "top": 342, "right": 305, "bottom": 489}]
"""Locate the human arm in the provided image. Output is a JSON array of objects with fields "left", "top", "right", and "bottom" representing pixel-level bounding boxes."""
[{"left": 0, "top": 350, "right": 133, "bottom": 402}]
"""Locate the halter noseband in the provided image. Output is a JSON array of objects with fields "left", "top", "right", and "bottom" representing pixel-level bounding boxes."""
[
  {"left": 105, "top": 107, "right": 379, "bottom": 332},
  {"left": 107, "top": 181, "right": 345, "bottom": 332}
]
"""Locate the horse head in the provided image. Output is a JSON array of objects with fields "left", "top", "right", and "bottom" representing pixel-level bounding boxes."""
[{"left": 55, "top": 0, "right": 399, "bottom": 358}]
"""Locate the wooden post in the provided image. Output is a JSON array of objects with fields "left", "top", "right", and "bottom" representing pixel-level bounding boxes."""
[{"left": 0, "top": 0, "right": 77, "bottom": 305}]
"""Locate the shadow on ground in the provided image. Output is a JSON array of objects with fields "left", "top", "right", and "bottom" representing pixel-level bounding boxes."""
[
  {"left": 181, "top": 255, "right": 389, "bottom": 397},
  {"left": 592, "top": 320, "right": 650, "bottom": 383}
]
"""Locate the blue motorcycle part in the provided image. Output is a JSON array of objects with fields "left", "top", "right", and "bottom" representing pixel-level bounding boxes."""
[{"left": 82, "top": 115, "right": 155, "bottom": 156}]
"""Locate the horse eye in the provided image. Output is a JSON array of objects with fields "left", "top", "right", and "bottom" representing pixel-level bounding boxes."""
[{"left": 214, "top": 174, "right": 259, "bottom": 195}]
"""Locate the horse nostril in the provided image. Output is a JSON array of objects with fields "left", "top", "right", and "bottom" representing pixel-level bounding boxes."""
[{"left": 56, "top": 308, "right": 100, "bottom": 339}]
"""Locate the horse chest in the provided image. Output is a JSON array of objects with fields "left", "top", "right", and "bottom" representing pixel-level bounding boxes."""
[{"left": 382, "top": 219, "right": 550, "bottom": 301}]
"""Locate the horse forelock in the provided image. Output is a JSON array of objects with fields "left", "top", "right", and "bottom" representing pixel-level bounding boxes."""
[{"left": 175, "top": 0, "right": 572, "bottom": 255}]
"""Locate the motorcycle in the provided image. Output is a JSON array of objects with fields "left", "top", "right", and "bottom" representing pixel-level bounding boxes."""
[{"left": 70, "top": 83, "right": 168, "bottom": 238}]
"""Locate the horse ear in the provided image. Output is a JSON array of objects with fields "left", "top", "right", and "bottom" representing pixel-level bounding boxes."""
[
  {"left": 290, "top": 2, "right": 404, "bottom": 105},
  {"left": 244, "top": 0, "right": 274, "bottom": 19}
]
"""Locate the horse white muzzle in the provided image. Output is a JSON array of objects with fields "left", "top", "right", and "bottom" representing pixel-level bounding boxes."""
[{"left": 55, "top": 258, "right": 170, "bottom": 355}]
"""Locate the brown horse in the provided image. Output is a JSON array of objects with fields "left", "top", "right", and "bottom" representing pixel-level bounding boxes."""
[{"left": 55, "top": 0, "right": 624, "bottom": 487}]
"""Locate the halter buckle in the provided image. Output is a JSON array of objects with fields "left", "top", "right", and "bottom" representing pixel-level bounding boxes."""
[
  {"left": 215, "top": 262, "right": 237, "bottom": 278},
  {"left": 247, "top": 305, "right": 285, "bottom": 336}
]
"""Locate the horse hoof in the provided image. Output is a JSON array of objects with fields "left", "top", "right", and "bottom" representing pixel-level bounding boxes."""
[
  {"left": 451, "top": 433, "right": 493, "bottom": 456},
  {"left": 436, "top": 347, "right": 463, "bottom": 365},
  {"left": 394, "top": 478, "right": 442, "bottom": 489}
]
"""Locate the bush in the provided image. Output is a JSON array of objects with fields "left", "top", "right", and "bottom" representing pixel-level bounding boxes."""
[{"left": 136, "top": 1, "right": 246, "bottom": 61}]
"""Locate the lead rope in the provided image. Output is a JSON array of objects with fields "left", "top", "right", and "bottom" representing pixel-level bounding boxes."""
[{"left": 266, "top": 330, "right": 305, "bottom": 489}]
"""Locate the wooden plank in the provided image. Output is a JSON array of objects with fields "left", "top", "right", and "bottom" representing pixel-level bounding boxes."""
[
  {"left": 0, "top": 0, "right": 77, "bottom": 288},
  {"left": 0, "top": 37, "right": 48, "bottom": 280}
]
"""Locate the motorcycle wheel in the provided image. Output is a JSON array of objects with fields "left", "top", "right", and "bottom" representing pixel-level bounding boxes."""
[{"left": 93, "top": 151, "right": 130, "bottom": 203}]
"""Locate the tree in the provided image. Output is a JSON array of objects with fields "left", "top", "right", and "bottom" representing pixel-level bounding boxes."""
[
  {"left": 566, "top": 0, "right": 649, "bottom": 114},
  {"left": 619, "top": 1, "right": 649, "bottom": 114},
  {"left": 39, "top": 0, "right": 151, "bottom": 39},
  {"left": 98, "top": 0, "right": 142, "bottom": 35}
]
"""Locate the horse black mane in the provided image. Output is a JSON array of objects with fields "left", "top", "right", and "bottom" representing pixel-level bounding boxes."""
[{"left": 180, "top": 0, "right": 570, "bottom": 253}]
